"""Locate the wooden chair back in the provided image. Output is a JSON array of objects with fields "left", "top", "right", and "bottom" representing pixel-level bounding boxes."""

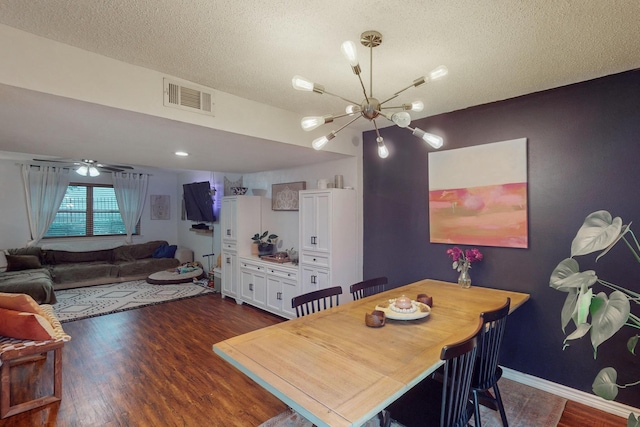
[
  {"left": 292, "top": 286, "right": 343, "bottom": 318},
  {"left": 350, "top": 276, "right": 388, "bottom": 301},
  {"left": 438, "top": 318, "right": 482, "bottom": 427}
]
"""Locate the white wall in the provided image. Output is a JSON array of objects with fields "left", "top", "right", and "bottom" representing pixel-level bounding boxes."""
[
  {"left": 0, "top": 159, "right": 179, "bottom": 250},
  {"left": 0, "top": 24, "right": 360, "bottom": 157}
]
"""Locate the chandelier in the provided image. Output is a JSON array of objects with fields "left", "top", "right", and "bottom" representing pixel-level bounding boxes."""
[{"left": 292, "top": 30, "right": 447, "bottom": 158}]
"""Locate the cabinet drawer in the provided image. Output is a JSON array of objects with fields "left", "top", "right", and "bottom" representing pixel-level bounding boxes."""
[
  {"left": 300, "top": 253, "right": 329, "bottom": 267},
  {"left": 266, "top": 266, "right": 298, "bottom": 280},
  {"left": 222, "top": 242, "right": 237, "bottom": 252},
  {"left": 240, "top": 261, "right": 265, "bottom": 273}
]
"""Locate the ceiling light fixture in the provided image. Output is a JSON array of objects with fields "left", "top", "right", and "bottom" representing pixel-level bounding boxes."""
[
  {"left": 292, "top": 30, "right": 448, "bottom": 158},
  {"left": 75, "top": 160, "right": 100, "bottom": 177}
]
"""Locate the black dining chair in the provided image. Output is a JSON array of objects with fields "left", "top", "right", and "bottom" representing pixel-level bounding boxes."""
[
  {"left": 386, "top": 318, "right": 483, "bottom": 427},
  {"left": 350, "top": 276, "right": 388, "bottom": 300},
  {"left": 471, "top": 298, "right": 511, "bottom": 427},
  {"left": 291, "top": 286, "right": 343, "bottom": 317}
]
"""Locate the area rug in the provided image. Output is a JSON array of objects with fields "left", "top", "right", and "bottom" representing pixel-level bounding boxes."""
[
  {"left": 473, "top": 377, "right": 567, "bottom": 427},
  {"left": 52, "top": 280, "right": 215, "bottom": 322},
  {"left": 259, "top": 378, "right": 567, "bottom": 427}
]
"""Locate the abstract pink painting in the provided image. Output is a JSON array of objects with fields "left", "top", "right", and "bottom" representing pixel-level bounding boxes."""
[{"left": 428, "top": 138, "right": 528, "bottom": 248}]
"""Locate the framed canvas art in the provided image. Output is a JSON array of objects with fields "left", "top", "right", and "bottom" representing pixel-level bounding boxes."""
[
  {"left": 272, "top": 181, "right": 306, "bottom": 211},
  {"left": 428, "top": 138, "right": 528, "bottom": 248},
  {"left": 150, "top": 195, "right": 170, "bottom": 220}
]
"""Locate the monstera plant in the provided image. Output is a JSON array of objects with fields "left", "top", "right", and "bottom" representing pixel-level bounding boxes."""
[{"left": 549, "top": 210, "right": 639, "bottom": 427}]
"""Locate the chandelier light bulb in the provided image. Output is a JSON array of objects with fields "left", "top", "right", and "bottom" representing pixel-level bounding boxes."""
[
  {"left": 411, "top": 101, "right": 424, "bottom": 112},
  {"left": 291, "top": 75, "right": 315, "bottom": 91},
  {"left": 301, "top": 116, "right": 326, "bottom": 131},
  {"left": 345, "top": 105, "right": 361, "bottom": 115},
  {"left": 413, "top": 128, "right": 444, "bottom": 149},
  {"left": 89, "top": 166, "right": 100, "bottom": 177},
  {"left": 391, "top": 112, "right": 411, "bottom": 128},
  {"left": 429, "top": 65, "right": 448, "bottom": 81},
  {"left": 340, "top": 41, "right": 359, "bottom": 67},
  {"left": 312, "top": 136, "right": 329, "bottom": 150},
  {"left": 376, "top": 137, "right": 389, "bottom": 158},
  {"left": 76, "top": 166, "right": 88, "bottom": 176}
]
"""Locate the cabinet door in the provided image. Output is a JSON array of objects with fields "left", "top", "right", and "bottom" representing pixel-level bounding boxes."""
[
  {"left": 300, "top": 193, "right": 317, "bottom": 252},
  {"left": 221, "top": 251, "right": 237, "bottom": 296},
  {"left": 221, "top": 197, "right": 237, "bottom": 241},
  {"left": 280, "top": 278, "right": 298, "bottom": 319},
  {"left": 300, "top": 192, "right": 331, "bottom": 253},
  {"left": 241, "top": 268, "right": 266, "bottom": 308},
  {"left": 266, "top": 276, "right": 283, "bottom": 313},
  {"left": 313, "top": 192, "right": 331, "bottom": 253},
  {"left": 300, "top": 266, "right": 330, "bottom": 294}
]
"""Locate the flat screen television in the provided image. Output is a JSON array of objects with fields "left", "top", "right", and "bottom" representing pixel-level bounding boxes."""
[{"left": 183, "top": 181, "right": 215, "bottom": 222}]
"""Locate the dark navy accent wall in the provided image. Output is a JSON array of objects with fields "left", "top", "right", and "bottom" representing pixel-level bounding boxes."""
[{"left": 363, "top": 70, "right": 640, "bottom": 407}]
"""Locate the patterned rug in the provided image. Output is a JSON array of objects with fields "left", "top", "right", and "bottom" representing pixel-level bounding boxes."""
[{"left": 52, "top": 280, "right": 215, "bottom": 322}]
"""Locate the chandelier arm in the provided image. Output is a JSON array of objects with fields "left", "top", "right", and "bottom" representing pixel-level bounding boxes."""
[
  {"left": 372, "top": 119, "right": 382, "bottom": 139},
  {"left": 321, "top": 89, "right": 361, "bottom": 106},
  {"left": 379, "top": 94, "right": 400, "bottom": 106},
  {"left": 356, "top": 72, "right": 370, "bottom": 103},
  {"left": 332, "top": 114, "right": 363, "bottom": 135},
  {"left": 380, "top": 105, "right": 408, "bottom": 110}
]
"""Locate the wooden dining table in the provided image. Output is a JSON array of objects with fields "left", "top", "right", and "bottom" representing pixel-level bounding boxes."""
[{"left": 213, "top": 279, "right": 530, "bottom": 427}]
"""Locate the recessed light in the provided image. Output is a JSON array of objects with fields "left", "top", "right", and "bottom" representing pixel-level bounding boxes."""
[{"left": 175, "top": 151, "right": 189, "bottom": 157}]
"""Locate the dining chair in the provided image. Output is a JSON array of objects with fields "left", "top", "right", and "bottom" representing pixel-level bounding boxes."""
[
  {"left": 350, "top": 276, "right": 388, "bottom": 300},
  {"left": 471, "top": 298, "right": 511, "bottom": 427},
  {"left": 386, "top": 318, "right": 482, "bottom": 427},
  {"left": 291, "top": 286, "right": 343, "bottom": 317}
]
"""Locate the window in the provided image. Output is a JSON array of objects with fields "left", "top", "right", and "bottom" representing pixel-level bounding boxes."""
[{"left": 45, "top": 184, "right": 140, "bottom": 238}]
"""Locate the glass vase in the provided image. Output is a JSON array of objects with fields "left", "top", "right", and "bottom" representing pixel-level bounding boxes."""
[{"left": 458, "top": 265, "right": 471, "bottom": 288}]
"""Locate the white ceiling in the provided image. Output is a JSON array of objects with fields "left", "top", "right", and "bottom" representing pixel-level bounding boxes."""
[{"left": 0, "top": 0, "right": 639, "bottom": 173}]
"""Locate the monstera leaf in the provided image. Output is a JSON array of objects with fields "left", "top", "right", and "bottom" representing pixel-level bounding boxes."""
[
  {"left": 629, "top": 412, "right": 640, "bottom": 427},
  {"left": 591, "top": 291, "right": 631, "bottom": 355},
  {"left": 561, "top": 289, "right": 578, "bottom": 332},
  {"left": 592, "top": 367, "right": 619, "bottom": 400},
  {"left": 571, "top": 211, "right": 622, "bottom": 257},
  {"left": 549, "top": 258, "right": 597, "bottom": 291},
  {"left": 629, "top": 335, "right": 639, "bottom": 355}
]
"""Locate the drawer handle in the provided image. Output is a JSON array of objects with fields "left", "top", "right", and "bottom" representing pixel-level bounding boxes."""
[
  {"left": 311, "top": 236, "right": 317, "bottom": 245},
  {"left": 226, "top": 229, "right": 231, "bottom": 236},
  {"left": 249, "top": 283, "right": 253, "bottom": 291},
  {"left": 311, "top": 275, "right": 317, "bottom": 284},
  {"left": 277, "top": 292, "right": 282, "bottom": 300},
  {"left": 226, "top": 257, "right": 231, "bottom": 264}
]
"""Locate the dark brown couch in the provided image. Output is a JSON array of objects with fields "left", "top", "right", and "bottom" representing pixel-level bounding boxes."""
[{"left": 1, "top": 241, "right": 182, "bottom": 302}]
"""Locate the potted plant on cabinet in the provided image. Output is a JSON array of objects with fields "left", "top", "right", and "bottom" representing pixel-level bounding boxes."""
[
  {"left": 251, "top": 231, "right": 278, "bottom": 256},
  {"left": 549, "top": 210, "right": 639, "bottom": 426}
]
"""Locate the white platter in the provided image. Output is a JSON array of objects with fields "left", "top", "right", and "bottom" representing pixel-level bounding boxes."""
[{"left": 374, "top": 300, "right": 431, "bottom": 321}]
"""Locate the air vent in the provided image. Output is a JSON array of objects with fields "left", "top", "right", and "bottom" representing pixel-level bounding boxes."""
[{"left": 163, "top": 78, "right": 215, "bottom": 116}]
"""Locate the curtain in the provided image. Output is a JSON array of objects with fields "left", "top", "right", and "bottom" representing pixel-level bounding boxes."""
[
  {"left": 22, "top": 164, "right": 71, "bottom": 247},
  {"left": 112, "top": 172, "right": 149, "bottom": 244}
]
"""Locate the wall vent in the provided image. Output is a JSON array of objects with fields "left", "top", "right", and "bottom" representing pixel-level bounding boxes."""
[{"left": 163, "top": 78, "right": 215, "bottom": 116}]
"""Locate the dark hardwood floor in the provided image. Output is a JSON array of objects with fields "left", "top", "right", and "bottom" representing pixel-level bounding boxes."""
[{"left": 1, "top": 293, "right": 628, "bottom": 426}]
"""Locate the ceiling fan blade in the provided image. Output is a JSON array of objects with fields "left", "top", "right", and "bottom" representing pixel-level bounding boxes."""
[
  {"left": 106, "top": 164, "right": 134, "bottom": 169},
  {"left": 98, "top": 166, "right": 125, "bottom": 173}
]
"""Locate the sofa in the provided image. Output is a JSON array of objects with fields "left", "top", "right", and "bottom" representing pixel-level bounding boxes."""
[{"left": 0, "top": 240, "right": 190, "bottom": 304}]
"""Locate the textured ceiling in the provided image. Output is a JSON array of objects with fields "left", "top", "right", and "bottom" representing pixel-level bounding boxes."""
[{"left": 0, "top": 0, "right": 639, "bottom": 172}]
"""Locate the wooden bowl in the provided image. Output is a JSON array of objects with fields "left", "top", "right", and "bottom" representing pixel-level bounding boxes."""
[{"left": 365, "top": 310, "right": 386, "bottom": 328}]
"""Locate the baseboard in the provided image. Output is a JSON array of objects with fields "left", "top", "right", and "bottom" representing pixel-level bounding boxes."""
[{"left": 502, "top": 367, "right": 639, "bottom": 419}]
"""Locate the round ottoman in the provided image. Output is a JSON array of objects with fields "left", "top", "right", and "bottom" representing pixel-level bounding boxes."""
[{"left": 146, "top": 267, "right": 204, "bottom": 285}]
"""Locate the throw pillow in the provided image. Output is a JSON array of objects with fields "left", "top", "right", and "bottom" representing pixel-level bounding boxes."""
[
  {"left": 0, "top": 250, "right": 7, "bottom": 272},
  {"left": 6, "top": 254, "right": 42, "bottom": 271},
  {"left": 0, "top": 292, "right": 43, "bottom": 315},
  {"left": 0, "top": 307, "right": 56, "bottom": 341},
  {"left": 152, "top": 244, "right": 177, "bottom": 258}
]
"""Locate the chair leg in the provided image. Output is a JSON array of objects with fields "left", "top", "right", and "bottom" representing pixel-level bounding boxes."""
[
  {"left": 472, "top": 389, "right": 482, "bottom": 427},
  {"left": 492, "top": 383, "right": 508, "bottom": 427}
]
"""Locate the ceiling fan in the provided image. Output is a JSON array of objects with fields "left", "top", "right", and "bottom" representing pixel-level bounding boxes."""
[{"left": 32, "top": 158, "right": 134, "bottom": 176}]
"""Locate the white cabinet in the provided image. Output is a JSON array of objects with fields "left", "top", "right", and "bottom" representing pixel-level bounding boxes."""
[
  {"left": 220, "top": 196, "right": 262, "bottom": 302},
  {"left": 240, "top": 260, "right": 267, "bottom": 308},
  {"left": 298, "top": 189, "right": 356, "bottom": 299},
  {"left": 240, "top": 257, "right": 299, "bottom": 319},
  {"left": 265, "top": 264, "right": 299, "bottom": 319}
]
